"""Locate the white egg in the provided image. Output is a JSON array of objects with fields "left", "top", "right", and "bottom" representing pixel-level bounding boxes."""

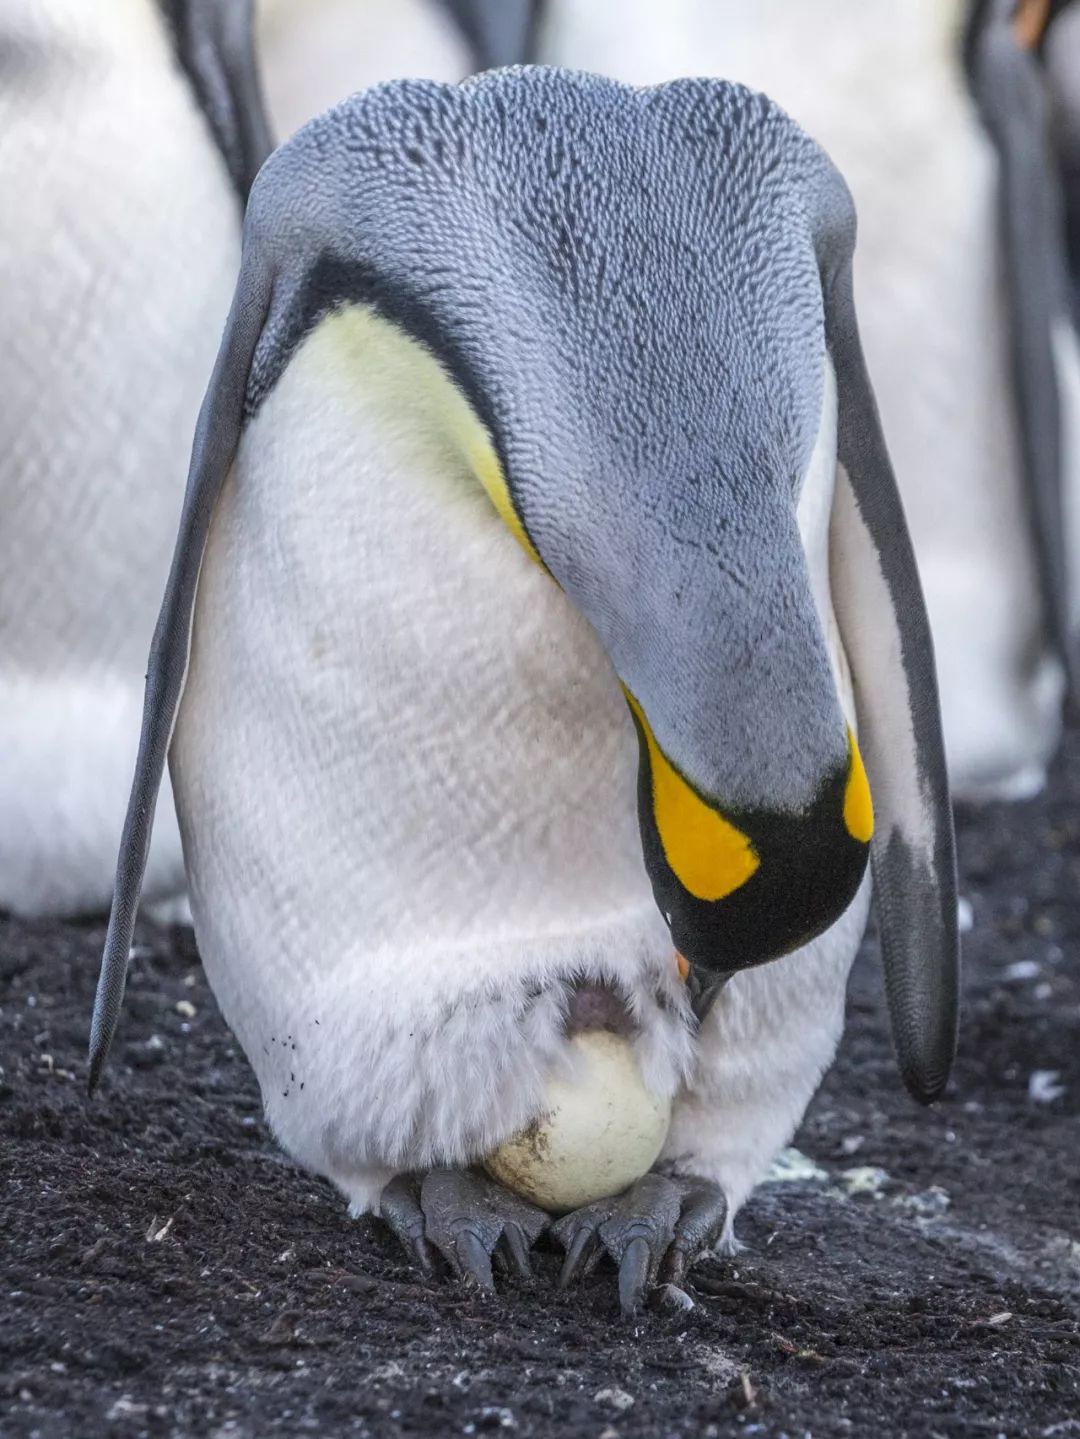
[{"left": 483, "top": 1029, "right": 672, "bottom": 1214}]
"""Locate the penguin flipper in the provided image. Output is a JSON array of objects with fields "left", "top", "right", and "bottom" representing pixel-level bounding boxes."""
[
  {"left": 159, "top": 0, "right": 273, "bottom": 201},
  {"left": 87, "top": 255, "right": 272, "bottom": 1092},
  {"left": 968, "top": 6, "right": 1076, "bottom": 690},
  {"left": 825, "top": 261, "right": 960, "bottom": 1105}
]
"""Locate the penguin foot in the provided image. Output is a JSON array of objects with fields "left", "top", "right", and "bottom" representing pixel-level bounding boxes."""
[
  {"left": 552, "top": 1173, "right": 726, "bottom": 1316},
  {"left": 380, "top": 1170, "right": 548, "bottom": 1291}
]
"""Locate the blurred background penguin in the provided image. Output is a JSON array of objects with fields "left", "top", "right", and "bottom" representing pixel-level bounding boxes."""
[
  {"left": 524, "top": 0, "right": 1080, "bottom": 804},
  {"left": 0, "top": 0, "right": 503, "bottom": 921}
]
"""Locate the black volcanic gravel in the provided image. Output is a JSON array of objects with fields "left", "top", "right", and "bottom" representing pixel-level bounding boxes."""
[{"left": 3, "top": 730, "right": 1080, "bottom": 1438}]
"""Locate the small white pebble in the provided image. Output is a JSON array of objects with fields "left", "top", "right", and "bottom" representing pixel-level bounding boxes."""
[
  {"left": 957, "top": 897, "right": 974, "bottom": 933},
  {"left": 1004, "top": 960, "right": 1040, "bottom": 982},
  {"left": 175, "top": 1000, "right": 196, "bottom": 1019},
  {"left": 594, "top": 1388, "right": 635, "bottom": 1412},
  {"left": 658, "top": 1282, "right": 696, "bottom": 1312},
  {"left": 1029, "top": 1070, "right": 1066, "bottom": 1103},
  {"left": 478, "top": 1407, "right": 517, "bottom": 1430},
  {"left": 841, "top": 1166, "right": 890, "bottom": 1196},
  {"left": 767, "top": 1148, "right": 829, "bottom": 1184}
]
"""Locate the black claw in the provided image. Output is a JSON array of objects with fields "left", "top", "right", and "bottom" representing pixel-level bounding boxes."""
[
  {"left": 380, "top": 1173, "right": 437, "bottom": 1274},
  {"left": 618, "top": 1234, "right": 651, "bottom": 1316},
  {"left": 502, "top": 1223, "right": 533, "bottom": 1280},
  {"left": 553, "top": 1173, "right": 726, "bottom": 1314},
  {"left": 555, "top": 1221, "right": 601, "bottom": 1289},
  {"left": 454, "top": 1226, "right": 495, "bottom": 1291},
  {"left": 410, "top": 1169, "right": 547, "bottom": 1292},
  {"left": 411, "top": 1237, "right": 437, "bottom": 1274},
  {"left": 662, "top": 1178, "right": 727, "bottom": 1287}
]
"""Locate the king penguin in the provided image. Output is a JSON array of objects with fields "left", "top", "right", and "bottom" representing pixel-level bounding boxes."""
[
  {"left": 0, "top": 0, "right": 269, "bottom": 919},
  {"left": 525, "top": 0, "right": 1080, "bottom": 803},
  {"left": 89, "top": 69, "right": 958, "bottom": 1312}
]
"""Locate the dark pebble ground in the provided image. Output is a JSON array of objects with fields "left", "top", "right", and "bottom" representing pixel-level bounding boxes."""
[{"left": 3, "top": 730, "right": 1080, "bottom": 1439}]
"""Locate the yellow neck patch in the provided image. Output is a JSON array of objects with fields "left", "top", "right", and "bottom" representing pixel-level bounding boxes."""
[
  {"left": 843, "top": 728, "right": 874, "bottom": 844},
  {"left": 464, "top": 431, "right": 545, "bottom": 569},
  {"left": 320, "top": 302, "right": 544, "bottom": 569},
  {"left": 625, "top": 691, "right": 760, "bottom": 903}
]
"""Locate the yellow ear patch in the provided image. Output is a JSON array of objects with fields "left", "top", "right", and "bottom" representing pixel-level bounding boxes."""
[
  {"left": 625, "top": 692, "right": 759, "bottom": 903},
  {"left": 843, "top": 728, "right": 874, "bottom": 844}
]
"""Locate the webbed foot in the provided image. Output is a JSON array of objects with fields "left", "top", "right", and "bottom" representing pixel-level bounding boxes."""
[
  {"left": 552, "top": 1173, "right": 726, "bottom": 1315},
  {"left": 380, "top": 1170, "right": 548, "bottom": 1291}
]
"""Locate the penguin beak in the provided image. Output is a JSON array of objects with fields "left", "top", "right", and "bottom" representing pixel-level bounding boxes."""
[
  {"left": 678, "top": 954, "right": 731, "bottom": 1023},
  {"left": 633, "top": 700, "right": 873, "bottom": 978}
]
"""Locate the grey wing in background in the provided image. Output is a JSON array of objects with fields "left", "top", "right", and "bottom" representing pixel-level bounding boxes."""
[
  {"left": 438, "top": 0, "right": 545, "bottom": 68},
  {"left": 968, "top": 0, "right": 1078, "bottom": 692},
  {"left": 158, "top": 0, "right": 273, "bottom": 200}
]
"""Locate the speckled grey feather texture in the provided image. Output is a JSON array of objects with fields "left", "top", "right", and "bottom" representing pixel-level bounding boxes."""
[{"left": 90, "top": 67, "right": 957, "bottom": 1100}]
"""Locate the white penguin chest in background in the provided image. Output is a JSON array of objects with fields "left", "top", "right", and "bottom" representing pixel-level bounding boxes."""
[
  {"left": 0, "top": 0, "right": 238, "bottom": 915},
  {"left": 539, "top": 0, "right": 1063, "bottom": 798}
]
